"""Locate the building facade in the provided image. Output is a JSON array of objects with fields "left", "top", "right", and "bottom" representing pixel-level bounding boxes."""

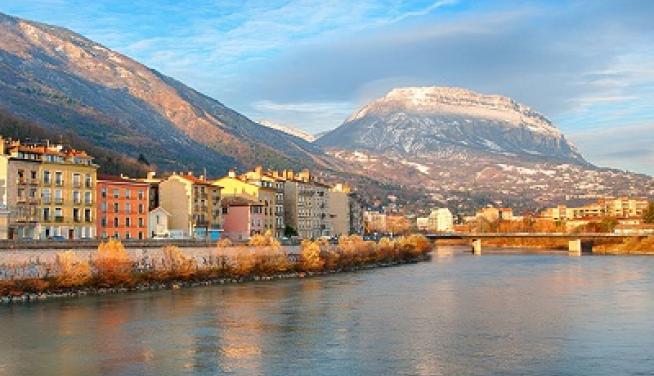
[
  {"left": 159, "top": 173, "right": 222, "bottom": 239},
  {"left": 96, "top": 176, "right": 150, "bottom": 239},
  {"left": 0, "top": 138, "right": 98, "bottom": 239},
  {"left": 327, "top": 183, "right": 350, "bottom": 237},
  {"left": 278, "top": 170, "right": 329, "bottom": 239},
  {"left": 428, "top": 208, "right": 454, "bottom": 232},
  {"left": 221, "top": 196, "right": 264, "bottom": 241}
]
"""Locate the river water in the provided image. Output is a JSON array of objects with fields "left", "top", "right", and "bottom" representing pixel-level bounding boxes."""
[{"left": 1, "top": 247, "right": 654, "bottom": 376}]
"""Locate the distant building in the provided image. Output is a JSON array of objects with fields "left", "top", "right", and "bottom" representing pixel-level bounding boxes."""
[
  {"left": 348, "top": 192, "right": 365, "bottom": 235},
  {"left": 275, "top": 169, "right": 329, "bottom": 239},
  {"left": 416, "top": 217, "right": 429, "bottom": 232},
  {"left": 327, "top": 183, "right": 350, "bottom": 237},
  {"left": 96, "top": 175, "right": 149, "bottom": 239},
  {"left": 476, "top": 207, "right": 513, "bottom": 223},
  {"left": 364, "top": 211, "right": 387, "bottom": 234},
  {"left": 428, "top": 208, "right": 454, "bottom": 232},
  {"left": 237, "top": 166, "right": 284, "bottom": 237},
  {"left": 540, "top": 197, "right": 650, "bottom": 221},
  {"left": 159, "top": 173, "right": 222, "bottom": 239}
]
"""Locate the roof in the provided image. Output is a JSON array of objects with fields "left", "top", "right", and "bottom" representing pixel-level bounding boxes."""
[
  {"left": 149, "top": 207, "right": 171, "bottom": 216},
  {"left": 98, "top": 175, "right": 151, "bottom": 186}
]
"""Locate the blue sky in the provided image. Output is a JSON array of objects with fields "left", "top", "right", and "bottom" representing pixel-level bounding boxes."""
[{"left": 1, "top": 0, "right": 653, "bottom": 174}]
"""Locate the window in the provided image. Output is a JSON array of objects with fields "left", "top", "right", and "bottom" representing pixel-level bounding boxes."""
[
  {"left": 113, "top": 203, "right": 119, "bottom": 213},
  {"left": 84, "top": 191, "right": 92, "bottom": 205},
  {"left": 73, "top": 208, "right": 81, "bottom": 222},
  {"left": 125, "top": 203, "right": 131, "bottom": 214},
  {"left": 138, "top": 217, "right": 144, "bottom": 227},
  {"left": 72, "top": 173, "right": 81, "bottom": 187},
  {"left": 85, "top": 174, "right": 92, "bottom": 188},
  {"left": 101, "top": 202, "right": 107, "bottom": 213},
  {"left": 43, "top": 170, "right": 51, "bottom": 184},
  {"left": 73, "top": 191, "right": 81, "bottom": 204},
  {"left": 156, "top": 215, "right": 160, "bottom": 225},
  {"left": 55, "top": 171, "right": 63, "bottom": 186},
  {"left": 113, "top": 189, "right": 119, "bottom": 198},
  {"left": 138, "top": 204, "right": 144, "bottom": 214},
  {"left": 126, "top": 217, "right": 131, "bottom": 227},
  {"left": 43, "top": 208, "right": 50, "bottom": 221},
  {"left": 114, "top": 217, "right": 119, "bottom": 227},
  {"left": 125, "top": 189, "right": 131, "bottom": 199},
  {"left": 101, "top": 188, "right": 107, "bottom": 198},
  {"left": 138, "top": 190, "right": 144, "bottom": 200},
  {"left": 30, "top": 170, "right": 37, "bottom": 180},
  {"left": 101, "top": 217, "right": 107, "bottom": 227},
  {"left": 125, "top": 232, "right": 131, "bottom": 240},
  {"left": 138, "top": 232, "right": 143, "bottom": 240},
  {"left": 54, "top": 189, "right": 63, "bottom": 204},
  {"left": 84, "top": 208, "right": 92, "bottom": 222}
]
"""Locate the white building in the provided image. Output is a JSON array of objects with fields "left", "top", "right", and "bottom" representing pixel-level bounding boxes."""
[
  {"left": 148, "top": 207, "right": 171, "bottom": 238},
  {"left": 428, "top": 208, "right": 454, "bottom": 232}
]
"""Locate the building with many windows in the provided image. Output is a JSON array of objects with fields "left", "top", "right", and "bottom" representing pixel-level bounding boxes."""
[
  {"left": 277, "top": 169, "right": 329, "bottom": 239},
  {"left": 0, "top": 137, "right": 97, "bottom": 239},
  {"left": 96, "top": 175, "right": 149, "bottom": 239},
  {"left": 159, "top": 173, "right": 222, "bottom": 239}
]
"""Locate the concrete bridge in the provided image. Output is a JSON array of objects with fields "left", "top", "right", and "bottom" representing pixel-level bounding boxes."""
[{"left": 425, "top": 232, "right": 648, "bottom": 255}]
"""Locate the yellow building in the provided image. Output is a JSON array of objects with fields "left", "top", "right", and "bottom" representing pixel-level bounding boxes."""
[
  {"left": 0, "top": 137, "right": 97, "bottom": 239},
  {"left": 213, "top": 169, "right": 276, "bottom": 236},
  {"left": 240, "top": 166, "right": 286, "bottom": 238},
  {"left": 159, "top": 173, "right": 222, "bottom": 238}
]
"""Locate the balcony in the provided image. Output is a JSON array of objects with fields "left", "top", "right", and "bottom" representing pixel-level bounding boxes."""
[
  {"left": 54, "top": 180, "right": 64, "bottom": 187},
  {"left": 54, "top": 198, "right": 64, "bottom": 205},
  {"left": 54, "top": 216, "right": 64, "bottom": 223}
]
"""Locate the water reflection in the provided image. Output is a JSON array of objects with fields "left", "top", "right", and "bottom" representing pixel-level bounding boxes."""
[{"left": 1, "top": 247, "right": 654, "bottom": 375}]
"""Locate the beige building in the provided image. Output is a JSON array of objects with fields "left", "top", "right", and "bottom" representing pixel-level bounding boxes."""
[
  {"left": 159, "top": 173, "right": 222, "bottom": 238},
  {"left": 541, "top": 197, "right": 649, "bottom": 221},
  {"left": 364, "top": 211, "right": 387, "bottom": 234},
  {"left": 238, "top": 166, "right": 284, "bottom": 237},
  {"left": 428, "top": 208, "right": 454, "bottom": 232},
  {"left": 327, "top": 183, "right": 351, "bottom": 237},
  {"left": 276, "top": 169, "right": 329, "bottom": 239},
  {"left": 148, "top": 207, "right": 171, "bottom": 238}
]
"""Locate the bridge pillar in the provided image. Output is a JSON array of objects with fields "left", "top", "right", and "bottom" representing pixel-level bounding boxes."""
[
  {"left": 568, "top": 239, "right": 582, "bottom": 255},
  {"left": 472, "top": 239, "right": 482, "bottom": 255}
]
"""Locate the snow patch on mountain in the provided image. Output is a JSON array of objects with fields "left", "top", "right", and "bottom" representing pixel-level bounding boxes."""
[{"left": 258, "top": 120, "right": 316, "bottom": 142}]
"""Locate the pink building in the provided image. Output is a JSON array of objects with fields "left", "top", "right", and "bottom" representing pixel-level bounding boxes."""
[{"left": 221, "top": 196, "right": 264, "bottom": 241}]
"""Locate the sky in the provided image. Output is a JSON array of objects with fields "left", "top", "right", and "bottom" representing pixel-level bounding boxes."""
[{"left": 1, "top": 0, "right": 653, "bottom": 174}]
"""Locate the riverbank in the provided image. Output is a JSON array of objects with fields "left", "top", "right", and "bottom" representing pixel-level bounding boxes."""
[{"left": 0, "top": 234, "right": 433, "bottom": 304}]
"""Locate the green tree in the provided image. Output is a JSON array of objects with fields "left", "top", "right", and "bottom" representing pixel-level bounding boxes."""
[{"left": 284, "top": 225, "right": 298, "bottom": 237}]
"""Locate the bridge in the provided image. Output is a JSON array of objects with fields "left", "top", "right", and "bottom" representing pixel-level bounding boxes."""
[{"left": 425, "top": 232, "right": 649, "bottom": 255}]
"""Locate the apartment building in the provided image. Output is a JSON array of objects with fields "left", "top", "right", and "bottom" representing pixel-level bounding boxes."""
[
  {"left": 427, "top": 208, "right": 454, "bottom": 232},
  {"left": 159, "top": 173, "right": 222, "bottom": 239},
  {"left": 327, "top": 183, "right": 350, "bottom": 237},
  {"left": 277, "top": 169, "right": 329, "bottom": 239},
  {"left": 348, "top": 192, "right": 365, "bottom": 235},
  {"left": 221, "top": 196, "right": 265, "bottom": 241},
  {"left": 541, "top": 197, "right": 649, "bottom": 221},
  {"left": 96, "top": 175, "right": 149, "bottom": 239},
  {"left": 213, "top": 169, "right": 276, "bottom": 236},
  {"left": 241, "top": 166, "right": 285, "bottom": 238},
  {"left": 0, "top": 138, "right": 97, "bottom": 239}
]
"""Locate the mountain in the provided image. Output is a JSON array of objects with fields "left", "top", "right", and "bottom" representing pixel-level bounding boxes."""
[
  {"left": 258, "top": 120, "right": 317, "bottom": 142},
  {"left": 318, "top": 87, "right": 654, "bottom": 212},
  {"left": 0, "top": 12, "right": 328, "bottom": 175},
  {"left": 318, "top": 86, "right": 585, "bottom": 164}
]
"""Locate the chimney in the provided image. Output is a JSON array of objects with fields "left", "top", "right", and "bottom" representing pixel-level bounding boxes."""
[
  {"left": 228, "top": 168, "right": 236, "bottom": 178},
  {"left": 147, "top": 171, "right": 156, "bottom": 180}
]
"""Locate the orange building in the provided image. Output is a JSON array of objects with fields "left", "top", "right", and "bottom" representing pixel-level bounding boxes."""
[{"left": 96, "top": 175, "right": 150, "bottom": 239}]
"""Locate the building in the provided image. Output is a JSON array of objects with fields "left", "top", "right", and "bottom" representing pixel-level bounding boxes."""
[
  {"left": 213, "top": 169, "right": 277, "bottom": 236},
  {"left": 239, "top": 166, "right": 285, "bottom": 238},
  {"left": 327, "top": 183, "right": 351, "bottom": 237},
  {"left": 221, "top": 196, "right": 264, "bottom": 241},
  {"left": 364, "top": 211, "right": 387, "bottom": 234},
  {"left": 275, "top": 169, "right": 329, "bottom": 239},
  {"left": 348, "top": 192, "right": 365, "bottom": 235},
  {"left": 0, "top": 137, "right": 98, "bottom": 239},
  {"left": 476, "top": 207, "right": 513, "bottom": 223},
  {"left": 96, "top": 175, "right": 149, "bottom": 239},
  {"left": 159, "top": 173, "right": 222, "bottom": 239},
  {"left": 416, "top": 217, "right": 429, "bottom": 232},
  {"left": 540, "top": 197, "right": 649, "bottom": 221},
  {"left": 148, "top": 207, "right": 171, "bottom": 238},
  {"left": 428, "top": 208, "right": 454, "bottom": 232}
]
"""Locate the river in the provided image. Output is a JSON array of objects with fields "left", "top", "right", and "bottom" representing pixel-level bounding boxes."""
[{"left": 1, "top": 246, "right": 653, "bottom": 376}]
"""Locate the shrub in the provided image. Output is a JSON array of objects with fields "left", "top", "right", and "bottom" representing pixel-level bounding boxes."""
[
  {"left": 55, "top": 250, "right": 92, "bottom": 288},
  {"left": 300, "top": 240, "right": 324, "bottom": 272},
  {"left": 248, "top": 230, "right": 280, "bottom": 250},
  {"left": 94, "top": 240, "right": 132, "bottom": 286},
  {"left": 162, "top": 245, "right": 196, "bottom": 278}
]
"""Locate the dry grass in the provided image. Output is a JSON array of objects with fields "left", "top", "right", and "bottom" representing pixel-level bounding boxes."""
[
  {"left": 162, "top": 245, "right": 197, "bottom": 278},
  {"left": 55, "top": 250, "right": 92, "bottom": 288}
]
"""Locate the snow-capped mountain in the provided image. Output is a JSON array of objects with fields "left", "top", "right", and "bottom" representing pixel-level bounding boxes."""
[
  {"left": 317, "top": 86, "right": 585, "bottom": 164},
  {"left": 258, "top": 120, "right": 317, "bottom": 142}
]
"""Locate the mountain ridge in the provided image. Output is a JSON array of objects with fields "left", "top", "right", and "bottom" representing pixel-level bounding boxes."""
[{"left": 0, "top": 11, "right": 327, "bottom": 175}]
